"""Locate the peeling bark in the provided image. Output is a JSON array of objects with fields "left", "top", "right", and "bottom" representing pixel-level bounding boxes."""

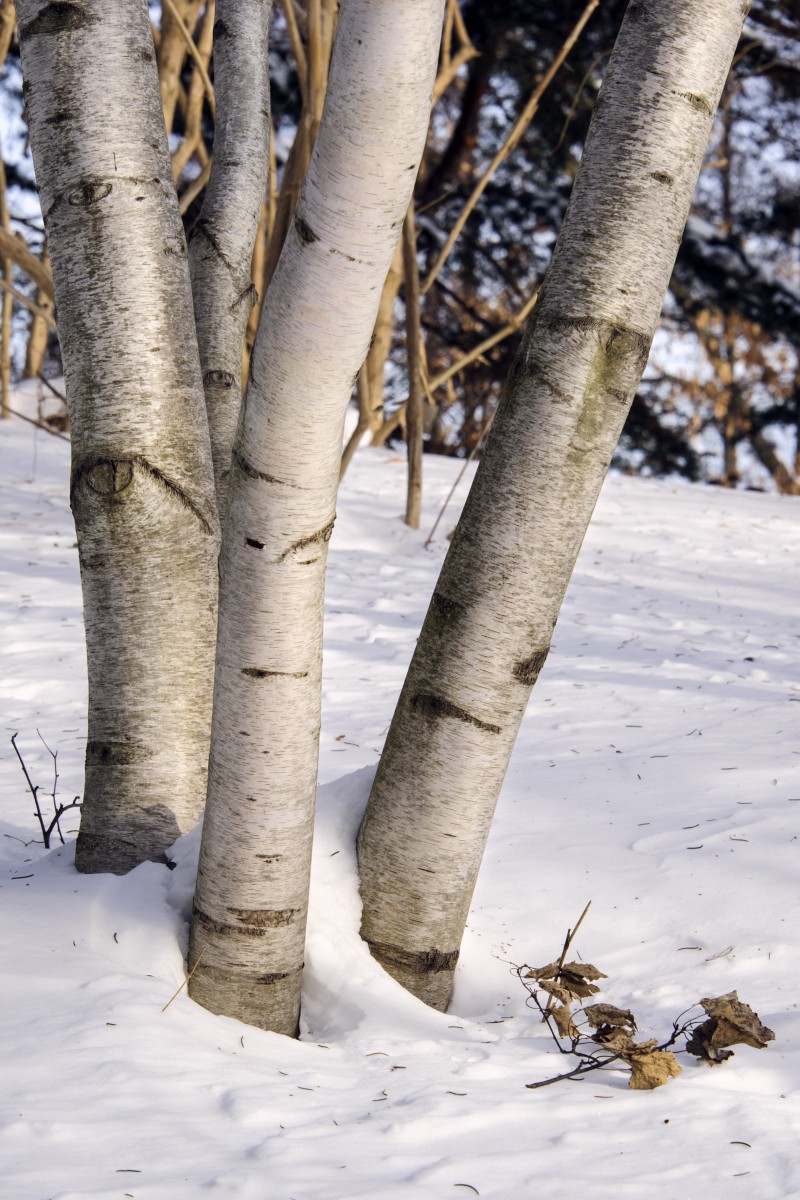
[{"left": 357, "top": 0, "right": 747, "bottom": 1009}]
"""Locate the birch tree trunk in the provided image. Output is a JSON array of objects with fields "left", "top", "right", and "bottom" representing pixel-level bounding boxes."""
[
  {"left": 189, "top": 0, "right": 445, "bottom": 1035},
  {"left": 188, "top": 0, "right": 272, "bottom": 508},
  {"left": 357, "top": 0, "right": 748, "bottom": 1009},
  {"left": 17, "top": 0, "right": 219, "bottom": 874}
]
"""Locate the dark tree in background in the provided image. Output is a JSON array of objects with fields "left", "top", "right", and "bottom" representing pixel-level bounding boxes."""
[
  {"left": 1, "top": 0, "right": 798, "bottom": 491},
  {"left": 399, "top": 0, "right": 800, "bottom": 493}
]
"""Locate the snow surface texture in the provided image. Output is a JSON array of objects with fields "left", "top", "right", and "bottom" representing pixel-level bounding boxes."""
[{"left": 2, "top": 392, "right": 799, "bottom": 1199}]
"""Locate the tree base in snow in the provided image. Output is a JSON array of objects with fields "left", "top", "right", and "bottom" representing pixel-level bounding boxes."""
[
  {"left": 75, "top": 805, "right": 186, "bottom": 876},
  {"left": 364, "top": 936, "right": 459, "bottom": 1012},
  {"left": 187, "top": 955, "right": 302, "bottom": 1038}
]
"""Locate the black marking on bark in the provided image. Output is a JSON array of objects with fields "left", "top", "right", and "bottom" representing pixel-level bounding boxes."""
[
  {"left": 602, "top": 323, "right": 650, "bottom": 364},
  {"left": 45, "top": 109, "right": 72, "bottom": 126},
  {"left": 543, "top": 377, "right": 573, "bottom": 407},
  {"left": 163, "top": 236, "right": 187, "bottom": 259},
  {"left": 19, "top": 2, "right": 95, "bottom": 38},
  {"left": 192, "top": 905, "right": 298, "bottom": 936},
  {"left": 369, "top": 939, "right": 459, "bottom": 976},
  {"left": 327, "top": 245, "right": 362, "bottom": 264},
  {"left": 675, "top": 91, "right": 715, "bottom": 118},
  {"left": 86, "top": 740, "right": 153, "bottom": 765},
  {"left": 241, "top": 667, "right": 308, "bottom": 680},
  {"left": 68, "top": 179, "right": 112, "bottom": 207},
  {"left": 84, "top": 460, "right": 134, "bottom": 495},
  {"left": 431, "top": 591, "right": 466, "bottom": 620},
  {"left": 137, "top": 47, "right": 154, "bottom": 63},
  {"left": 547, "top": 314, "right": 651, "bottom": 360},
  {"left": 256, "top": 853, "right": 282, "bottom": 862},
  {"left": 627, "top": 1, "right": 648, "bottom": 16},
  {"left": 280, "top": 519, "right": 336, "bottom": 561},
  {"left": 608, "top": 387, "right": 629, "bottom": 405},
  {"left": 245, "top": 537, "right": 265, "bottom": 549},
  {"left": 651, "top": 170, "right": 674, "bottom": 186},
  {"left": 203, "top": 369, "right": 235, "bottom": 388},
  {"left": 213, "top": 18, "right": 231, "bottom": 38},
  {"left": 227, "top": 907, "right": 299, "bottom": 928},
  {"left": 294, "top": 214, "right": 319, "bottom": 245},
  {"left": 191, "top": 219, "right": 234, "bottom": 272},
  {"left": 507, "top": 354, "right": 525, "bottom": 385},
  {"left": 513, "top": 647, "right": 550, "bottom": 686},
  {"left": 232, "top": 448, "right": 297, "bottom": 488},
  {"left": 410, "top": 692, "right": 501, "bottom": 735},
  {"left": 71, "top": 456, "right": 214, "bottom": 535},
  {"left": 258, "top": 969, "right": 296, "bottom": 984},
  {"left": 45, "top": 175, "right": 162, "bottom": 219},
  {"left": 231, "top": 283, "right": 258, "bottom": 312}
]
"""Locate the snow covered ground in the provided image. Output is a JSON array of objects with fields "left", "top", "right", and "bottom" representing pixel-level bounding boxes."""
[{"left": 2, "top": 396, "right": 799, "bottom": 1199}]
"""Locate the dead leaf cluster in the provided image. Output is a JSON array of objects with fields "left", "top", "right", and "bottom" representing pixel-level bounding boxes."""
[
  {"left": 685, "top": 991, "right": 776, "bottom": 1065},
  {"left": 524, "top": 960, "right": 607, "bottom": 1043},
  {"left": 519, "top": 915, "right": 775, "bottom": 1093}
]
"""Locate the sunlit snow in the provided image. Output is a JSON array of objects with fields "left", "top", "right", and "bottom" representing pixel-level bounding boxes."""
[{"left": 2, "top": 391, "right": 798, "bottom": 1199}]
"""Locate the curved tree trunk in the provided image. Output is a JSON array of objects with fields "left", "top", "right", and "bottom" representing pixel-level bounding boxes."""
[
  {"left": 189, "top": 0, "right": 445, "bottom": 1035},
  {"left": 357, "top": 0, "right": 748, "bottom": 1009},
  {"left": 188, "top": 0, "right": 272, "bottom": 508},
  {"left": 17, "top": 0, "right": 219, "bottom": 874}
]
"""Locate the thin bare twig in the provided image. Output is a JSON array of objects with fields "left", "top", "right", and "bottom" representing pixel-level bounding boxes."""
[
  {"left": 374, "top": 289, "right": 537, "bottom": 447},
  {"left": 422, "top": 0, "right": 599, "bottom": 294},
  {"left": 424, "top": 403, "right": 495, "bottom": 548},
  {"left": 3, "top": 405, "right": 71, "bottom": 441},
  {"left": 544, "top": 899, "right": 592, "bottom": 1017},
  {"left": 162, "top": 954, "right": 204, "bottom": 1012},
  {"left": 160, "top": 0, "right": 216, "bottom": 117},
  {"left": 0, "top": 227, "right": 55, "bottom": 299},
  {"left": 276, "top": 0, "right": 308, "bottom": 105},
  {"left": 11, "top": 733, "right": 81, "bottom": 847},
  {"left": 403, "top": 204, "right": 424, "bottom": 528}
]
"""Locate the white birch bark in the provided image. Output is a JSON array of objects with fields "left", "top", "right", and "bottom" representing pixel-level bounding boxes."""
[
  {"left": 357, "top": 0, "right": 749, "bottom": 1009},
  {"left": 189, "top": 0, "right": 272, "bottom": 509},
  {"left": 17, "top": 0, "right": 220, "bottom": 873},
  {"left": 189, "top": 0, "right": 445, "bottom": 1035}
]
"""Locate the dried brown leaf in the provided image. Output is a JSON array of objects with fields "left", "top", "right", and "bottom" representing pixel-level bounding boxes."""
[
  {"left": 623, "top": 1041, "right": 682, "bottom": 1090},
  {"left": 592, "top": 1025, "right": 635, "bottom": 1053},
  {"left": 523, "top": 962, "right": 560, "bottom": 981},
  {"left": 538, "top": 980, "right": 574, "bottom": 1007},
  {"left": 558, "top": 973, "right": 602, "bottom": 1000},
  {"left": 551, "top": 1004, "right": 580, "bottom": 1041},
  {"left": 686, "top": 992, "right": 775, "bottom": 1064},
  {"left": 525, "top": 961, "right": 606, "bottom": 1002},
  {"left": 562, "top": 962, "right": 607, "bottom": 982},
  {"left": 583, "top": 1003, "right": 637, "bottom": 1033}
]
